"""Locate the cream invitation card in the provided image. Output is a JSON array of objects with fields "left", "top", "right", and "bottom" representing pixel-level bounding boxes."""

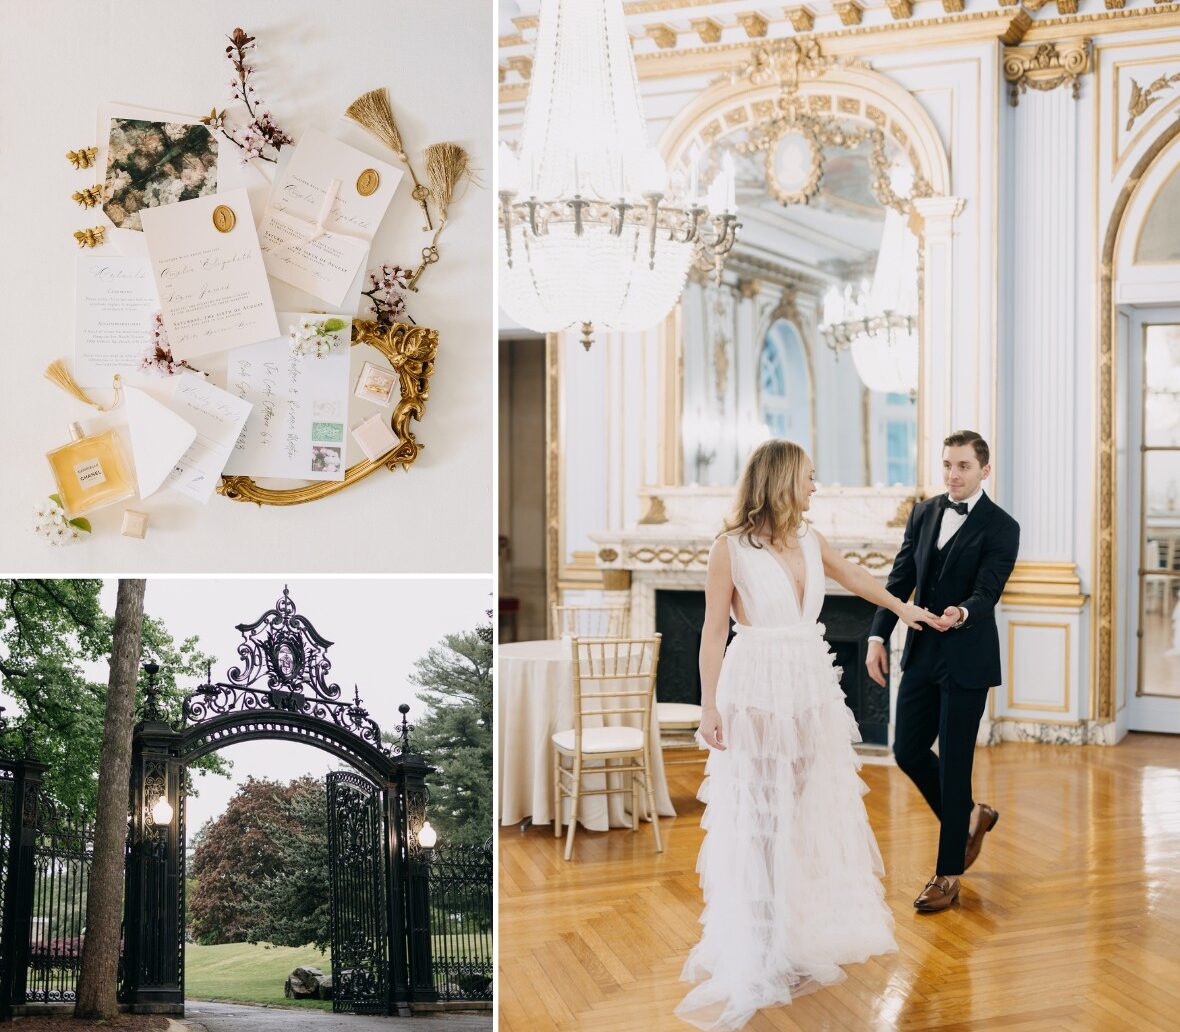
[
  {"left": 259, "top": 129, "right": 401, "bottom": 306},
  {"left": 140, "top": 188, "right": 279, "bottom": 361},
  {"left": 165, "top": 371, "right": 253, "bottom": 502},
  {"left": 222, "top": 314, "right": 352, "bottom": 482},
  {"left": 74, "top": 256, "right": 159, "bottom": 386}
]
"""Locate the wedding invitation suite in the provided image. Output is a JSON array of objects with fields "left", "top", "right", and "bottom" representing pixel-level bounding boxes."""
[
  {"left": 140, "top": 188, "right": 279, "bottom": 361},
  {"left": 74, "top": 256, "right": 159, "bottom": 386},
  {"left": 164, "top": 371, "right": 253, "bottom": 502},
  {"left": 259, "top": 129, "right": 401, "bottom": 306},
  {"left": 222, "top": 313, "right": 352, "bottom": 482}
]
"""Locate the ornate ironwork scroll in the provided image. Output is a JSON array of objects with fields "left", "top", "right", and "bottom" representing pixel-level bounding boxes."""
[
  {"left": 182, "top": 587, "right": 388, "bottom": 755},
  {"left": 326, "top": 771, "right": 389, "bottom": 1015}
]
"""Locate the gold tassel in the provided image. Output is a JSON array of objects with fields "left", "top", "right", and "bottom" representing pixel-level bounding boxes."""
[
  {"left": 72, "top": 185, "right": 104, "bottom": 209},
  {"left": 345, "top": 87, "right": 434, "bottom": 231},
  {"left": 44, "top": 361, "right": 123, "bottom": 412},
  {"left": 67, "top": 147, "right": 97, "bottom": 169},
  {"left": 423, "top": 143, "right": 477, "bottom": 225},
  {"left": 73, "top": 226, "right": 106, "bottom": 248}
]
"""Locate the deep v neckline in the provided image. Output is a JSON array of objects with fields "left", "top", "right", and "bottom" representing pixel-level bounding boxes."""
[{"left": 760, "top": 536, "right": 808, "bottom": 616}]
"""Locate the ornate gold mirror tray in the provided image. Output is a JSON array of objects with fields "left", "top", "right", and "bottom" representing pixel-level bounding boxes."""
[{"left": 216, "top": 318, "right": 438, "bottom": 506}]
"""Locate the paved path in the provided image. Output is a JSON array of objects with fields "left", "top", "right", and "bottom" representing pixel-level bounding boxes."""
[{"left": 180, "top": 1001, "right": 490, "bottom": 1032}]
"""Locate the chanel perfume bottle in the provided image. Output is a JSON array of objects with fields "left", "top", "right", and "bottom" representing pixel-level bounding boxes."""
[{"left": 46, "top": 423, "right": 135, "bottom": 518}]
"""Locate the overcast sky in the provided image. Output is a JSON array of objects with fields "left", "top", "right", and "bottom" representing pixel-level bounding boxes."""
[{"left": 59, "top": 577, "right": 492, "bottom": 837}]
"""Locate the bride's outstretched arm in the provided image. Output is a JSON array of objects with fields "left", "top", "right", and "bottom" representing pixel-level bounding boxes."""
[
  {"left": 813, "top": 528, "right": 936, "bottom": 631},
  {"left": 698, "top": 536, "right": 734, "bottom": 750}
]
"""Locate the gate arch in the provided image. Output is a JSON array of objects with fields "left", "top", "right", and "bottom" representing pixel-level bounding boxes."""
[{"left": 121, "top": 587, "right": 434, "bottom": 1016}]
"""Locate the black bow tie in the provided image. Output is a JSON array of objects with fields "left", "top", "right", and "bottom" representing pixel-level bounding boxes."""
[{"left": 940, "top": 496, "right": 969, "bottom": 516}]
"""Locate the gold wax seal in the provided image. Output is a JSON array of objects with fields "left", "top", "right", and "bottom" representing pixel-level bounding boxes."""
[
  {"left": 212, "top": 205, "right": 236, "bottom": 233},
  {"left": 356, "top": 169, "right": 381, "bottom": 196}
]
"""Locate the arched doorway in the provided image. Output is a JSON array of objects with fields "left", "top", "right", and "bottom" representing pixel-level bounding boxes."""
[
  {"left": 120, "top": 588, "right": 434, "bottom": 1016},
  {"left": 1097, "top": 118, "right": 1180, "bottom": 730}
]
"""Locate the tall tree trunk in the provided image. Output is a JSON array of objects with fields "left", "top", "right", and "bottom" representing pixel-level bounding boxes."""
[{"left": 74, "top": 579, "right": 146, "bottom": 1018}]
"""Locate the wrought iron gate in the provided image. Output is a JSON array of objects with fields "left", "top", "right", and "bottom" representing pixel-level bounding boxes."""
[
  {"left": 427, "top": 841, "right": 493, "bottom": 1000},
  {"left": 0, "top": 760, "right": 95, "bottom": 1016},
  {"left": 326, "top": 770, "right": 389, "bottom": 1015}
]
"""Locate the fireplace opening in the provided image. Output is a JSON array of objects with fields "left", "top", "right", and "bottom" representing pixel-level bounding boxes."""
[{"left": 654, "top": 588, "right": 889, "bottom": 746}]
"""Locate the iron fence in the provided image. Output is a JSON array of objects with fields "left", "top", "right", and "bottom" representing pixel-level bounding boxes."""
[{"left": 426, "top": 840, "right": 493, "bottom": 1001}]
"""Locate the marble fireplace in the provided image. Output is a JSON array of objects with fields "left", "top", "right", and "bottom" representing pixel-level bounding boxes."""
[{"left": 591, "top": 484, "right": 914, "bottom": 749}]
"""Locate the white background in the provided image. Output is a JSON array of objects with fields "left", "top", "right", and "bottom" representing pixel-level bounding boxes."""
[{"left": 0, "top": 0, "right": 493, "bottom": 574}]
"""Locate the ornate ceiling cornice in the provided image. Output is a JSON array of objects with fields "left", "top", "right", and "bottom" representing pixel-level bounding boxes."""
[{"left": 499, "top": 1, "right": 1180, "bottom": 102}]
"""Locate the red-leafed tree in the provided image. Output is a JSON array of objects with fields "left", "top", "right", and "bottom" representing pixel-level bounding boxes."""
[{"left": 188, "top": 775, "right": 328, "bottom": 947}]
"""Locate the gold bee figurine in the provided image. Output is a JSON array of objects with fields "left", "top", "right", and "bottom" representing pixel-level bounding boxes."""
[
  {"left": 66, "top": 147, "right": 98, "bottom": 170},
  {"left": 74, "top": 226, "right": 106, "bottom": 249},
  {"left": 72, "top": 186, "right": 104, "bottom": 209}
]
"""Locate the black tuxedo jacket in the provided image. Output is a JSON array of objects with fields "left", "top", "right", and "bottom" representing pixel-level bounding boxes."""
[{"left": 869, "top": 491, "right": 1020, "bottom": 690}]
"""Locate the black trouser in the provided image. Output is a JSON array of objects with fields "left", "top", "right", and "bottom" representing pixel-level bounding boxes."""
[{"left": 892, "top": 635, "right": 989, "bottom": 877}]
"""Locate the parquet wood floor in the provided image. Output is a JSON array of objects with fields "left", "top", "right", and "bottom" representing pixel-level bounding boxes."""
[{"left": 498, "top": 734, "right": 1180, "bottom": 1031}]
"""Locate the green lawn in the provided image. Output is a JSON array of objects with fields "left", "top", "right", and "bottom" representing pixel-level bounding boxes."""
[{"left": 185, "top": 941, "right": 333, "bottom": 1011}]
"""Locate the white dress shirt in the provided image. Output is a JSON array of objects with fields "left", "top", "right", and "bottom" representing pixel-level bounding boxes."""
[{"left": 869, "top": 487, "right": 984, "bottom": 644}]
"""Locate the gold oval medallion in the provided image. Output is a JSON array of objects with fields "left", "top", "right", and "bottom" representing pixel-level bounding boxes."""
[
  {"left": 212, "top": 204, "right": 236, "bottom": 233},
  {"left": 356, "top": 168, "right": 381, "bottom": 196}
]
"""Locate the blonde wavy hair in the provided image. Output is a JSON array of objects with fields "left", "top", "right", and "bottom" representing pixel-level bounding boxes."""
[{"left": 720, "top": 439, "right": 812, "bottom": 548}]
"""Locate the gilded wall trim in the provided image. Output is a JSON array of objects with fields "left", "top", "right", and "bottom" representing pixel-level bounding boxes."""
[
  {"left": 1095, "top": 116, "right": 1180, "bottom": 723},
  {"left": 1002, "top": 40, "right": 1092, "bottom": 107}
]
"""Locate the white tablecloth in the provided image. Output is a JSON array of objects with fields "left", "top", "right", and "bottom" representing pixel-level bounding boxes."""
[{"left": 497, "top": 639, "right": 676, "bottom": 830}]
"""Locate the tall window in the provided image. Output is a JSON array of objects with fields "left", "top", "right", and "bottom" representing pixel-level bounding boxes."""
[{"left": 759, "top": 321, "right": 811, "bottom": 452}]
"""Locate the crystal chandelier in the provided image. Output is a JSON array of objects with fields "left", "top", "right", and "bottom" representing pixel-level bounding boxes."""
[
  {"left": 819, "top": 204, "right": 919, "bottom": 396},
  {"left": 498, "top": 0, "right": 740, "bottom": 350}
]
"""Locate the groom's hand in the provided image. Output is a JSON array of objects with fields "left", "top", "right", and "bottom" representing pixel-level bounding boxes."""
[
  {"left": 929, "top": 606, "right": 961, "bottom": 632},
  {"left": 866, "top": 640, "right": 888, "bottom": 687}
]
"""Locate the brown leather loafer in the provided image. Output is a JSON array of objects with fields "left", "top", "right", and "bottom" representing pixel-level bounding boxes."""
[
  {"left": 964, "top": 803, "right": 999, "bottom": 871},
  {"left": 914, "top": 876, "right": 960, "bottom": 912}
]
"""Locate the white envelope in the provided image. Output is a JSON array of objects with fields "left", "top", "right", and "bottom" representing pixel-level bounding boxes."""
[
  {"left": 93, "top": 102, "right": 262, "bottom": 256},
  {"left": 123, "top": 385, "right": 197, "bottom": 498}
]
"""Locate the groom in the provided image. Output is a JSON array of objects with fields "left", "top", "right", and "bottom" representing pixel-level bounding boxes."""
[{"left": 865, "top": 430, "right": 1020, "bottom": 913}]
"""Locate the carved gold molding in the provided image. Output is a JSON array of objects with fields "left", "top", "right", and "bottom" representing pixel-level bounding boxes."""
[
  {"left": 1002, "top": 40, "right": 1092, "bottom": 107},
  {"left": 646, "top": 23, "right": 677, "bottom": 49},
  {"left": 630, "top": 546, "right": 711, "bottom": 567},
  {"left": 1001, "top": 561, "right": 1088, "bottom": 609},
  {"left": 887, "top": 495, "right": 920, "bottom": 528},
  {"left": 886, "top": 0, "right": 913, "bottom": 19},
  {"left": 598, "top": 548, "right": 620, "bottom": 563},
  {"left": 1126, "top": 70, "right": 1180, "bottom": 133},
  {"left": 218, "top": 320, "right": 436, "bottom": 506},
  {"left": 786, "top": 7, "right": 815, "bottom": 32},
  {"left": 691, "top": 18, "right": 723, "bottom": 44},
  {"left": 833, "top": 1, "right": 864, "bottom": 27},
  {"left": 737, "top": 12, "right": 769, "bottom": 37},
  {"left": 638, "top": 496, "right": 669, "bottom": 525},
  {"left": 507, "top": 55, "right": 533, "bottom": 81},
  {"left": 843, "top": 550, "right": 894, "bottom": 570},
  {"left": 602, "top": 569, "right": 633, "bottom": 591}
]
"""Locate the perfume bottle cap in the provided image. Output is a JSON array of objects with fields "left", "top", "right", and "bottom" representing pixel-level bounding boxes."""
[{"left": 68, "top": 421, "right": 86, "bottom": 442}]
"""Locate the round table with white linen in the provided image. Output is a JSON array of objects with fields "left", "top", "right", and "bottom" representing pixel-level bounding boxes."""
[{"left": 497, "top": 639, "right": 677, "bottom": 830}]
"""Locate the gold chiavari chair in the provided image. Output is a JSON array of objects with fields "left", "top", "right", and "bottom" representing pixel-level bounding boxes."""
[
  {"left": 552, "top": 635, "right": 662, "bottom": 861},
  {"left": 551, "top": 602, "right": 630, "bottom": 639}
]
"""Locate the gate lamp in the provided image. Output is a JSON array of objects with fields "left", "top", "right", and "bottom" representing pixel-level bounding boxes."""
[
  {"left": 417, "top": 821, "right": 437, "bottom": 849},
  {"left": 151, "top": 795, "right": 174, "bottom": 825}
]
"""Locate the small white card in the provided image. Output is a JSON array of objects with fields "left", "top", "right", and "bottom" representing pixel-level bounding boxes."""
[
  {"left": 222, "top": 313, "right": 352, "bottom": 482},
  {"left": 259, "top": 129, "right": 401, "bottom": 306},
  {"left": 165, "top": 371, "right": 253, "bottom": 502},
  {"left": 74, "top": 256, "right": 159, "bottom": 387},
  {"left": 140, "top": 188, "right": 279, "bottom": 361}
]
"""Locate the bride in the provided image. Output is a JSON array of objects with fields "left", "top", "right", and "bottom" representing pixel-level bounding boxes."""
[{"left": 677, "top": 439, "right": 937, "bottom": 1031}]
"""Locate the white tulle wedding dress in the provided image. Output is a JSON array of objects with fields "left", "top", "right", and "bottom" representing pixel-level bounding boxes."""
[{"left": 676, "top": 527, "right": 897, "bottom": 1031}]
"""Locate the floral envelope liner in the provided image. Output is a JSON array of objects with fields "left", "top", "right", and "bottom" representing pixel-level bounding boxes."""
[{"left": 103, "top": 118, "right": 218, "bottom": 231}]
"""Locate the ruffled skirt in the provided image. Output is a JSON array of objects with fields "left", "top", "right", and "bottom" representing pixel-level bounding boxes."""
[{"left": 676, "top": 623, "right": 897, "bottom": 1031}]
